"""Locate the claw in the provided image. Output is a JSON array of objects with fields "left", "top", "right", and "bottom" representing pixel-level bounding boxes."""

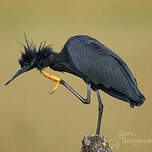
[
  {"left": 49, "top": 80, "right": 60, "bottom": 94},
  {"left": 40, "top": 69, "right": 61, "bottom": 93}
]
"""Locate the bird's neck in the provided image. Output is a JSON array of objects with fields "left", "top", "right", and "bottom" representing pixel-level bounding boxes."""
[{"left": 49, "top": 49, "right": 67, "bottom": 71}]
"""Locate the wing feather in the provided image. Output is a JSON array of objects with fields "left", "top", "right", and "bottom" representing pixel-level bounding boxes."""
[{"left": 65, "top": 35, "right": 139, "bottom": 99}]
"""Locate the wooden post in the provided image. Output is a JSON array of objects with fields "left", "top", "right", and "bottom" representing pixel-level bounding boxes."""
[{"left": 81, "top": 134, "right": 112, "bottom": 152}]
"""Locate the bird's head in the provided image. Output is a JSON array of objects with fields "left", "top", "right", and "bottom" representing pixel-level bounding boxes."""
[{"left": 5, "top": 35, "right": 54, "bottom": 86}]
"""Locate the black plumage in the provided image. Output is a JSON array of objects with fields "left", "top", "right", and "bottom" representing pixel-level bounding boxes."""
[
  {"left": 61, "top": 35, "right": 145, "bottom": 107},
  {"left": 6, "top": 34, "right": 145, "bottom": 135}
]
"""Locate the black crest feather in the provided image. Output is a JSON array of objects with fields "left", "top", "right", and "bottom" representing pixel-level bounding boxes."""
[{"left": 18, "top": 35, "right": 53, "bottom": 68}]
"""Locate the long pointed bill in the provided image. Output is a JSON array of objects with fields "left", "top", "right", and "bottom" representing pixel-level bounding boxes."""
[{"left": 5, "top": 66, "right": 33, "bottom": 86}]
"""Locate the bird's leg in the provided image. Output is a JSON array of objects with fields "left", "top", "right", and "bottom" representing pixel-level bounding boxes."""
[
  {"left": 40, "top": 70, "right": 91, "bottom": 102},
  {"left": 60, "top": 80, "right": 91, "bottom": 104},
  {"left": 96, "top": 89, "right": 103, "bottom": 135},
  {"left": 40, "top": 69, "right": 61, "bottom": 93}
]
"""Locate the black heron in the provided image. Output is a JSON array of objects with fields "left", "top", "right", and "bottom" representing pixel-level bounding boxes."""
[{"left": 5, "top": 35, "right": 145, "bottom": 135}]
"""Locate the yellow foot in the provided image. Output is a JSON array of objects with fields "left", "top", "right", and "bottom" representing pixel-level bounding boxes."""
[
  {"left": 101, "top": 142, "right": 106, "bottom": 147},
  {"left": 40, "top": 69, "right": 61, "bottom": 93}
]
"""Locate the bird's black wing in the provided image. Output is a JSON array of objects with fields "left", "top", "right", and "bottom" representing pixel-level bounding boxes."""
[{"left": 64, "top": 35, "right": 144, "bottom": 105}]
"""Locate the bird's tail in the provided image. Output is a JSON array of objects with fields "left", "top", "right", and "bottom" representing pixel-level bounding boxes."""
[
  {"left": 101, "top": 86, "right": 145, "bottom": 108},
  {"left": 129, "top": 89, "right": 145, "bottom": 108}
]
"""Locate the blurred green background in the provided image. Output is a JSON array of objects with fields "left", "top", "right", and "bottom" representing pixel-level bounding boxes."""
[{"left": 1, "top": 0, "right": 152, "bottom": 152}]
